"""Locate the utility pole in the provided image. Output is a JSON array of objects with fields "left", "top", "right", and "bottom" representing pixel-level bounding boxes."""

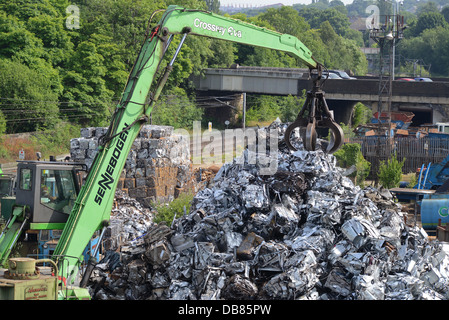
[
  {"left": 368, "top": 1, "right": 405, "bottom": 181},
  {"left": 369, "top": 2, "right": 405, "bottom": 134}
]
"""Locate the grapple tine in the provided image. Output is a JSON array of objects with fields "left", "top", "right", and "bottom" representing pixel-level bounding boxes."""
[
  {"left": 321, "top": 119, "right": 344, "bottom": 154},
  {"left": 284, "top": 118, "right": 308, "bottom": 151},
  {"left": 304, "top": 121, "right": 317, "bottom": 151},
  {"left": 284, "top": 63, "right": 344, "bottom": 154}
]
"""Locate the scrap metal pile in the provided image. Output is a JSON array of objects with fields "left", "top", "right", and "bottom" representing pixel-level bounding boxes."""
[{"left": 88, "top": 122, "right": 449, "bottom": 300}]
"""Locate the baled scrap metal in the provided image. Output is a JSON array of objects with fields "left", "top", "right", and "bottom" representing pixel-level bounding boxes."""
[
  {"left": 88, "top": 121, "right": 449, "bottom": 300},
  {"left": 71, "top": 125, "right": 200, "bottom": 205}
]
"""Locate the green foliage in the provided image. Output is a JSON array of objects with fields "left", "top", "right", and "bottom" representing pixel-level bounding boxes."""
[
  {"left": 0, "top": 0, "right": 377, "bottom": 136},
  {"left": 399, "top": 60, "right": 431, "bottom": 78},
  {"left": 298, "top": 7, "right": 350, "bottom": 36},
  {"left": 30, "top": 122, "right": 81, "bottom": 158},
  {"left": 207, "top": 39, "right": 237, "bottom": 68},
  {"left": 245, "top": 95, "right": 281, "bottom": 124},
  {"left": 398, "top": 26, "right": 449, "bottom": 77},
  {"left": 412, "top": 11, "right": 449, "bottom": 36},
  {"left": 258, "top": 6, "right": 310, "bottom": 36},
  {"left": 244, "top": 93, "right": 306, "bottom": 126},
  {"left": 205, "top": 0, "right": 220, "bottom": 13},
  {"left": 334, "top": 143, "right": 360, "bottom": 167},
  {"left": 0, "top": 110, "right": 6, "bottom": 137},
  {"left": 397, "top": 4, "right": 449, "bottom": 77},
  {"left": 338, "top": 122, "right": 355, "bottom": 140},
  {"left": 416, "top": 2, "right": 440, "bottom": 18},
  {"left": 154, "top": 192, "right": 193, "bottom": 224},
  {"left": 334, "top": 143, "right": 371, "bottom": 185},
  {"left": 0, "top": 58, "right": 60, "bottom": 133},
  {"left": 378, "top": 154, "right": 406, "bottom": 189},
  {"left": 318, "top": 21, "right": 367, "bottom": 74},
  {"left": 406, "top": 172, "right": 418, "bottom": 188},
  {"left": 352, "top": 102, "right": 371, "bottom": 127},
  {"left": 443, "top": 6, "right": 449, "bottom": 24},
  {"left": 151, "top": 87, "right": 203, "bottom": 129},
  {"left": 354, "top": 151, "right": 371, "bottom": 186},
  {"left": 279, "top": 94, "right": 306, "bottom": 122}
]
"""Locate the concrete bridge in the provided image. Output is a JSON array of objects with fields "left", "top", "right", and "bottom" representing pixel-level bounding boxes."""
[{"left": 193, "top": 67, "right": 449, "bottom": 126}]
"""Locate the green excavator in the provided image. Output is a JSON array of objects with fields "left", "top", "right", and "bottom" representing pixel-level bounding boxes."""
[{"left": 0, "top": 6, "right": 344, "bottom": 300}]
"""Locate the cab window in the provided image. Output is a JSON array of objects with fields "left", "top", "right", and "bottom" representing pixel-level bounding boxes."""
[
  {"left": 19, "top": 168, "right": 32, "bottom": 191},
  {"left": 40, "top": 169, "right": 77, "bottom": 214}
]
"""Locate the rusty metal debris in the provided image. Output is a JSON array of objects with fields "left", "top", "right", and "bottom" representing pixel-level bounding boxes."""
[{"left": 87, "top": 122, "right": 449, "bottom": 300}]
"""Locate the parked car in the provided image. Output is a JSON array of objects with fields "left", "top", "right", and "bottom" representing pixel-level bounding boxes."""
[
  {"left": 322, "top": 71, "right": 343, "bottom": 79},
  {"left": 329, "top": 70, "right": 356, "bottom": 79},
  {"left": 415, "top": 77, "right": 432, "bottom": 82}
]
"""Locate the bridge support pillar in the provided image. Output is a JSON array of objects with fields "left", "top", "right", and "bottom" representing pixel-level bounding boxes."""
[{"left": 326, "top": 100, "right": 358, "bottom": 125}]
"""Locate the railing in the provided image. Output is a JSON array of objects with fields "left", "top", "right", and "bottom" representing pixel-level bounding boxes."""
[{"left": 347, "top": 136, "right": 449, "bottom": 175}]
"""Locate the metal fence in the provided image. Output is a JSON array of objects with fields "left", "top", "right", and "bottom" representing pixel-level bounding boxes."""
[{"left": 347, "top": 136, "right": 449, "bottom": 175}]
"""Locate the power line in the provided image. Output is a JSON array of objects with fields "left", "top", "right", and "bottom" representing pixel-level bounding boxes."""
[{"left": 0, "top": 97, "right": 117, "bottom": 106}]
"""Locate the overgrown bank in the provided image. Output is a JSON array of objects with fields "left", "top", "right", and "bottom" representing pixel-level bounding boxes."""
[{"left": 0, "top": 122, "right": 80, "bottom": 163}]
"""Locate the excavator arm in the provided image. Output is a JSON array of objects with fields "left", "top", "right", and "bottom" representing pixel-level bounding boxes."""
[{"left": 52, "top": 5, "right": 343, "bottom": 291}]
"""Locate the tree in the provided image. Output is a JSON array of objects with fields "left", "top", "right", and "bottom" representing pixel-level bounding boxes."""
[
  {"left": 377, "top": 154, "right": 405, "bottom": 189},
  {"left": 245, "top": 95, "right": 281, "bottom": 124},
  {"left": 398, "top": 26, "right": 449, "bottom": 76},
  {"left": 443, "top": 6, "right": 449, "bottom": 24},
  {"left": 412, "top": 11, "right": 449, "bottom": 36},
  {"left": 298, "top": 7, "right": 350, "bottom": 36},
  {"left": 279, "top": 94, "right": 306, "bottom": 122},
  {"left": 0, "top": 110, "right": 7, "bottom": 137},
  {"left": 231, "top": 9, "right": 309, "bottom": 68},
  {"left": 0, "top": 0, "right": 64, "bottom": 20},
  {"left": 89, "top": 33, "right": 129, "bottom": 99},
  {"left": 352, "top": 102, "right": 371, "bottom": 127},
  {"left": 25, "top": 13, "right": 74, "bottom": 66},
  {"left": 77, "top": 0, "right": 166, "bottom": 68},
  {"left": 258, "top": 6, "right": 309, "bottom": 36},
  {"left": 346, "top": 0, "right": 375, "bottom": 17},
  {"left": 151, "top": 87, "right": 203, "bottom": 129},
  {"left": 318, "top": 21, "right": 368, "bottom": 74},
  {"left": 207, "top": 39, "right": 236, "bottom": 68},
  {"left": 205, "top": 0, "right": 220, "bottom": 13},
  {"left": 59, "top": 39, "right": 114, "bottom": 127},
  {"left": 0, "top": 12, "right": 46, "bottom": 64},
  {"left": 0, "top": 59, "right": 60, "bottom": 133},
  {"left": 416, "top": 1, "right": 440, "bottom": 17},
  {"left": 329, "top": 0, "right": 347, "bottom": 15},
  {"left": 334, "top": 143, "right": 370, "bottom": 186}
]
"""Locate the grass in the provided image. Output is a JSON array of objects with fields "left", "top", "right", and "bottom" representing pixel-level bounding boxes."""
[
  {"left": 153, "top": 192, "right": 194, "bottom": 225},
  {"left": 246, "top": 120, "right": 275, "bottom": 128},
  {"left": 402, "top": 172, "right": 418, "bottom": 188},
  {"left": 0, "top": 136, "right": 39, "bottom": 163},
  {"left": 0, "top": 123, "right": 80, "bottom": 164}
]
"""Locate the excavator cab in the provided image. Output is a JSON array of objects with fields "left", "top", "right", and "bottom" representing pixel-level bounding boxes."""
[
  {"left": 0, "top": 174, "right": 15, "bottom": 199},
  {"left": 11, "top": 161, "right": 85, "bottom": 225},
  {"left": 0, "top": 160, "right": 86, "bottom": 266}
]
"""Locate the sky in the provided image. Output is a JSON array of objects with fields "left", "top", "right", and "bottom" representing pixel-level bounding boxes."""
[{"left": 220, "top": 0, "right": 354, "bottom": 7}]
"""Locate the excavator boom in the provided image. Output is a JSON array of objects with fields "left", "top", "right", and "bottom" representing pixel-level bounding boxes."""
[
  {"left": 52, "top": 6, "right": 343, "bottom": 291},
  {"left": 156, "top": 7, "right": 317, "bottom": 68}
]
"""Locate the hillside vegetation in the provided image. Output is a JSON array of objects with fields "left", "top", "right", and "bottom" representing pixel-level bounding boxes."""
[{"left": 0, "top": 0, "right": 446, "bottom": 161}]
